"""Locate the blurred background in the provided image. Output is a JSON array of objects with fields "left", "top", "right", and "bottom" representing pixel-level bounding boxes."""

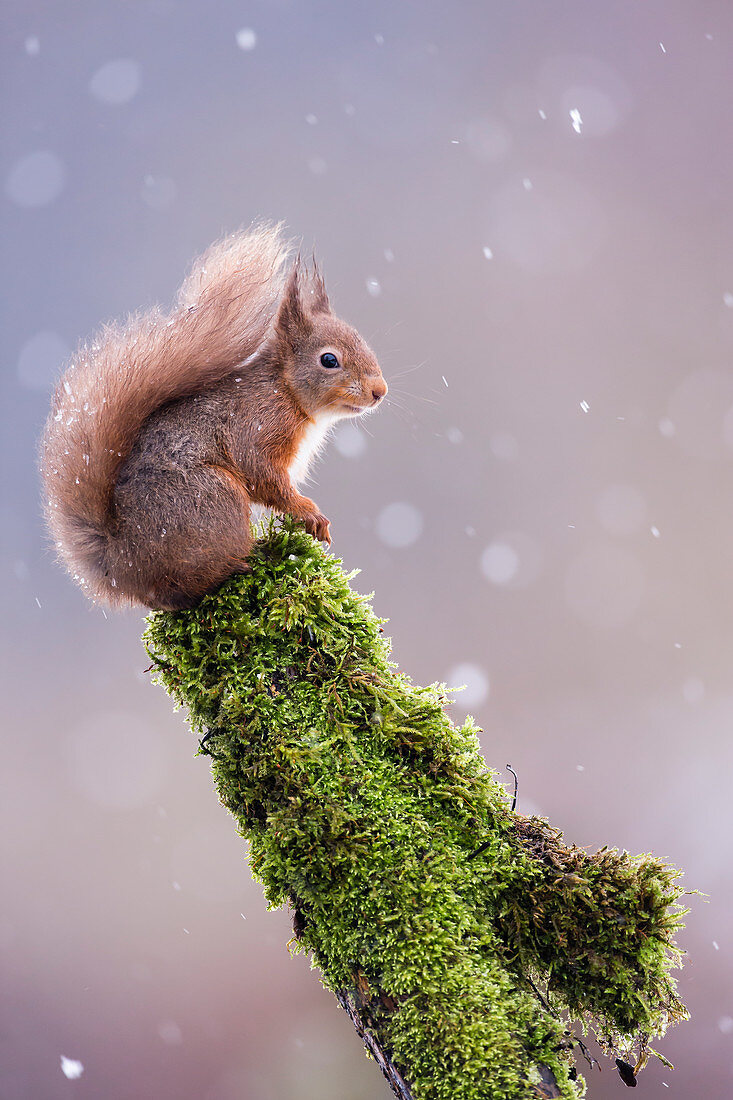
[{"left": 2, "top": 1, "right": 733, "bottom": 1097}]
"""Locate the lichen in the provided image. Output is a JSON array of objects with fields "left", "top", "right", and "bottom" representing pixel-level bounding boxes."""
[{"left": 144, "top": 518, "right": 689, "bottom": 1099}]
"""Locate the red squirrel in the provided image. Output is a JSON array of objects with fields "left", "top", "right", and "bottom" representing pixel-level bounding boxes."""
[{"left": 41, "top": 224, "right": 387, "bottom": 611}]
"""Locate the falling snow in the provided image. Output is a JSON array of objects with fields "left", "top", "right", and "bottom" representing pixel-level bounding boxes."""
[
  {"left": 333, "top": 421, "right": 367, "bottom": 459},
  {"left": 682, "top": 678, "right": 705, "bottom": 704},
  {"left": 447, "top": 663, "right": 490, "bottom": 708},
  {"left": 60, "top": 1056, "right": 84, "bottom": 1080},
  {"left": 375, "top": 502, "right": 423, "bottom": 548},
  {"left": 236, "top": 28, "right": 257, "bottom": 51},
  {"left": 481, "top": 542, "right": 520, "bottom": 586},
  {"left": 157, "top": 1020, "right": 183, "bottom": 1045},
  {"left": 89, "top": 59, "right": 141, "bottom": 105},
  {"left": 5, "top": 150, "right": 66, "bottom": 208}
]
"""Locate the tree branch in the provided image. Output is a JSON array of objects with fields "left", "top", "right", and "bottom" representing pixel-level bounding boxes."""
[{"left": 145, "top": 519, "right": 689, "bottom": 1099}]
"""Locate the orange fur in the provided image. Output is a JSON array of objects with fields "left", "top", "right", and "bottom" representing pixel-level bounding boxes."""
[{"left": 40, "top": 224, "right": 387, "bottom": 610}]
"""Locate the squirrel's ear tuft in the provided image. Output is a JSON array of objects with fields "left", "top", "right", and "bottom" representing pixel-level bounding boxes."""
[
  {"left": 274, "top": 261, "right": 313, "bottom": 351},
  {"left": 308, "top": 257, "right": 331, "bottom": 314}
]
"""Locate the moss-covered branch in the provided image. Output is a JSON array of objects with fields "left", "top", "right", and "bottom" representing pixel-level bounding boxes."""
[{"left": 145, "top": 519, "right": 689, "bottom": 1099}]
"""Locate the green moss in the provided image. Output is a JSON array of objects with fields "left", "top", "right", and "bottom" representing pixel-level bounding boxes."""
[{"left": 145, "top": 519, "right": 689, "bottom": 1099}]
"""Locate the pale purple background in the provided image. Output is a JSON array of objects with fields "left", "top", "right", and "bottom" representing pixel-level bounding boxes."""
[{"left": 2, "top": 1, "right": 733, "bottom": 1097}]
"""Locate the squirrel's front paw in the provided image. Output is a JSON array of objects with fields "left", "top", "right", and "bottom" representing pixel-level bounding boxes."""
[{"left": 304, "top": 512, "right": 332, "bottom": 544}]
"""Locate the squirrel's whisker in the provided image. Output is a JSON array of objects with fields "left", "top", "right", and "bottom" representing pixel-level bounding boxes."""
[{"left": 387, "top": 360, "right": 427, "bottom": 381}]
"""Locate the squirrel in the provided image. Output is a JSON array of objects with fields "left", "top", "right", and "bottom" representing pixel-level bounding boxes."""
[{"left": 41, "top": 223, "right": 387, "bottom": 611}]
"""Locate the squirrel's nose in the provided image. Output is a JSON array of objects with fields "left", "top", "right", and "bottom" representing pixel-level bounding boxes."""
[{"left": 371, "top": 378, "right": 388, "bottom": 404}]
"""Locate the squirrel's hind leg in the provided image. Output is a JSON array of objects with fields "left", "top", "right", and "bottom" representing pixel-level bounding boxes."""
[{"left": 109, "top": 464, "right": 253, "bottom": 610}]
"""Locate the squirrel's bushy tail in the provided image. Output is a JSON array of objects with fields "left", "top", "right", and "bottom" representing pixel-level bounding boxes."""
[{"left": 40, "top": 223, "right": 290, "bottom": 601}]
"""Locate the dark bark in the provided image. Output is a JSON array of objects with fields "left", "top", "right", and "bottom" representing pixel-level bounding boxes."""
[{"left": 335, "top": 972, "right": 562, "bottom": 1100}]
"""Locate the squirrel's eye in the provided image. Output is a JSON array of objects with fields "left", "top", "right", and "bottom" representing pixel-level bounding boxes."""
[{"left": 320, "top": 352, "right": 340, "bottom": 369}]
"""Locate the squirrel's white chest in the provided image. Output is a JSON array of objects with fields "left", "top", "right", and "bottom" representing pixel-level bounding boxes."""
[{"left": 288, "top": 414, "right": 338, "bottom": 486}]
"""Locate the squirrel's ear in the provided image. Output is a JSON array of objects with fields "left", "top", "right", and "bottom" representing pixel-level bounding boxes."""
[
  {"left": 275, "top": 262, "right": 312, "bottom": 351},
  {"left": 308, "top": 257, "right": 331, "bottom": 314}
]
